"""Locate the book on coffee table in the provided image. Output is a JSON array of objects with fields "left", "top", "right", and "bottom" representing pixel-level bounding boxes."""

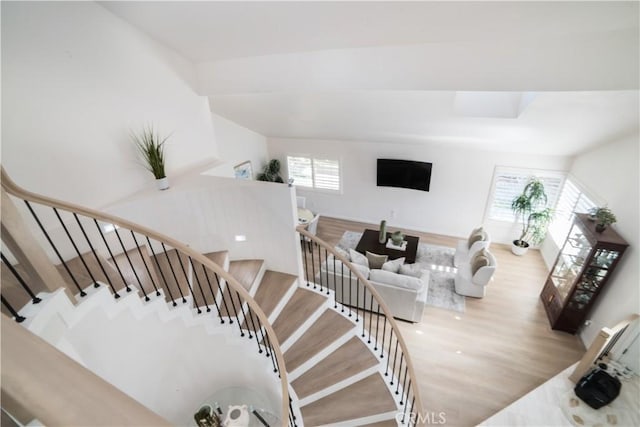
[{"left": 386, "top": 239, "right": 407, "bottom": 251}]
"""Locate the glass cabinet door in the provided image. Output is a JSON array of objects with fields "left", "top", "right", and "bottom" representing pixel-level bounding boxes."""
[
  {"left": 551, "top": 223, "right": 593, "bottom": 301},
  {"left": 568, "top": 248, "right": 621, "bottom": 311}
]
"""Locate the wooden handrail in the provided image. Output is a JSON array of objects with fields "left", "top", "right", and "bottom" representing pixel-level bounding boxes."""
[
  {"left": 1, "top": 167, "right": 290, "bottom": 425},
  {"left": 297, "top": 225, "right": 425, "bottom": 421}
]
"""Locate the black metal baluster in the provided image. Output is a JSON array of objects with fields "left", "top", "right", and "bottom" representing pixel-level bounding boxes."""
[
  {"left": 249, "top": 310, "right": 265, "bottom": 354},
  {"left": 395, "top": 354, "right": 406, "bottom": 394},
  {"left": 146, "top": 237, "right": 176, "bottom": 305},
  {"left": 368, "top": 292, "right": 374, "bottom": 344},
  {"left": 53, "top": 208, "right": 98, "bottom": 288},
  {"left": 262, "top": 333, "right": 278, "bottom": 372},
  {"left": 24, "top": 201, "right": 85, "bottom": 296},
  {"left": 332, "top": 256, "right": 337, "bottom": 309},
  {"left": 348, "top": 271, "right": 353, "bottom": 317},
  {"left": 213, "top": 272, "right": 232, "bottom": 323},
  {"left": 310, "top": 243, "right": 316, "bottom": 290},
  {"left": 390, "top": 339, "right": 400, "bottom": 383},
  {"left": 232, "top": 291, "right": 246, "bottom": 337},
  {"left": 361, "top": 287, "right": 367, "bottom": 338},
  {"left": 355, "top": 274, "right": 360, "bottom": 321},
  {"left": 289, "top": 398, "right": 297, "bottom": 427},
  {"left": 174, "top": 251, "right": 200, "bottom": 311},
  {"left": 189, "top": 258, "right": 210, "bottom": 313},
  {"left": 408, "top": 397, "right": 416, "bottom": 426},
  {"left": 130, "top": 231, "right": 161, "bottom": 297},
  {"left": 201, "top": 266, "right": 222, "bottom": 319},
  {"left": 113, "top": 228, "right": 149, "bottom": 301},
  {"left": 1, "top": 253, "right": 41, "bottom": 304},
  {"left": 323, "top": 248, "right": 330, "bottom": 295},
  {"left": 73, "top": 214, "right": 116, "bottom": 292},
  {"left": 93, "top": 219, "right": 130, "bottom": 293},
  {"left": 1, "top": 295, "right": 25, "bottom": 322},
  {"left": 385, "top": 332, "right": 394, "bottom": 376},
  {"left": 340, "top": 262, "right": 345, "bottom": 313},
  {"left": 380, "top": 318, "right": 388, "bottom": 358},
  {"left": 401, "top": 378, "right": 411, "bottom": 406},
  {"left": 374, "top": 304, "right": 381, "bottom": 351},
  {"left": 160, "top": 243, "right": 187, "bottom": 303},
  {"left": 301, "top": 235, "right": 310, "bottom": 286}
]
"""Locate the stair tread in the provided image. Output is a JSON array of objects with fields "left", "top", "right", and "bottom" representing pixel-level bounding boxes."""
[
  {"left": 228, "top": 259, "right": 264, "bottom": 291},
  {"left": 202, "top": 251, "right": 228, "bottom": 268},
  {"left": 253, "top": 271, "right": 298, "bottom": 318},
  {"left": 110, "top": 246, "right": 159, "bottom": 299},
  {"left": 361, "top": 420, "right": 400, "bottom": 427},
  {"left": 271, "top": 288, "right": 326, "bottom": 344},
  {"left": 291, "top": 336, "right": 379, "bottom": 399},
  {"left": 284, "top": 309, "right": 355, "bottom": 372},
  {"left": 56, "top": 252, "right": 124, "bottom": 294},
  {"left": 149, "top": 249, "right": 190, "bottom": 304},
  {"left": 300, "top": 373, "right": 397, "bottom": 426}
]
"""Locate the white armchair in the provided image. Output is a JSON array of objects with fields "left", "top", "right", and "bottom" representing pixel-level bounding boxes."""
[
  {"left": 454, "top": 248, "right": 497, "bottom": 298},
  {"left": 454, "top": 226, "right": 491, "bottom": 267}
]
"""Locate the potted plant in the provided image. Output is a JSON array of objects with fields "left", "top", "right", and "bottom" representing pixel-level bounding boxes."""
[
  {"left": 510, "top": 177, "right": 554, "bottom": 255},
  {"left": 257, "top": 159, "right": 284, "bottom": 183},
  {"left": 594, "top": 207, "right": 616, "bottom": 232},
  {"left": 133, "top": 126, "right": 170, "bottom": 190}
]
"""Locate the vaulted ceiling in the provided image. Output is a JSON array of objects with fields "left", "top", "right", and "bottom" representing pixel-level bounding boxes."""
[{"left": 102, "top": 1, "right": 639, "bottom": 156}]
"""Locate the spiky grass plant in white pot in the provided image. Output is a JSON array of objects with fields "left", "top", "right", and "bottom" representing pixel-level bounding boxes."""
[{"left": 132, "top": 126, "right": 170, "bottom": 190}]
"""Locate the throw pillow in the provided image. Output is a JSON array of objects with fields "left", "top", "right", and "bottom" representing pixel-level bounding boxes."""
[
  {"left": 324, "top": 256, "right": 371, "bottom": 278},
  {"left": 471, "top": 249, "right": 491, "bottom": 275},
  {"left": 370, "top": 269, "right": 424, "bottom": 291},
  {"left": 399, "top": 263, "right": 423, "bottom": 278},
  {"left": 468, "top": 230, "right": 486, "bottom": 249},
  {"left": 382, "top": 257, "right": 405, "bottom": 273},
  {"left": 349, "top": 249, "right": 369, "bottom": 268},
  {"left": 366, "top": 251, "right": 388, "bottom": 269}
]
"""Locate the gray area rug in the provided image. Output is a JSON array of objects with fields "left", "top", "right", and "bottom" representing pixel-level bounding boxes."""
[{"left": 337, "top": 231, "right": 465, "bottom": 312}]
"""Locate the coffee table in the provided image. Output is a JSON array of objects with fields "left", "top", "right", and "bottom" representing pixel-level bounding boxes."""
[{"left": 355, "top": 229, "right": 419, "bottom": 264}]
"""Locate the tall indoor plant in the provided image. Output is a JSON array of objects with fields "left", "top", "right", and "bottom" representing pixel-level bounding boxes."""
[
  {"left": 133, "top": 126, "right": 170, "bottom": 190},
  {"left": 510, "top": 177, "right": 553, "bottom": 255}
]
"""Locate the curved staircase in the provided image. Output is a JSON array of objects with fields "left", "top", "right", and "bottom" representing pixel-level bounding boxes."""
[{"left": 1, "top": 169, "right": 422, "bottom": 426}]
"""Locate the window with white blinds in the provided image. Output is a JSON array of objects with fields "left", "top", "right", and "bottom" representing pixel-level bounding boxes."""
[
  {"left": 287, "top": 156, "right": 341, "bottom": 192},
  {"left": 487, "top": 167, "right": 564, "bottom": 222},
  {"left": 548, "top": 178, "right": 598, "bottom": 246}
]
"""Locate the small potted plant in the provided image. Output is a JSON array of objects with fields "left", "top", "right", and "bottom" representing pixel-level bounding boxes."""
[
  {"left": 510, "top": 177, "right": 554, "bottom": 255},
  {"left": 257, "top": 159, "right": 284, "bottom": 183},
  {"left": 132, "top": 126, "right": 170, "bottom": 190},
  {"left": 594, "top": 207, "right": 616, "bottom": 232}
]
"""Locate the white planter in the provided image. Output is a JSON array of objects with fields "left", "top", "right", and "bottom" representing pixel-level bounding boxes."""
[
  {"left": 511, "top": 240, "right": 530, "bottom": 256},
  {"left": 155, "top": 177, "right": 169, "bottom": 191}
]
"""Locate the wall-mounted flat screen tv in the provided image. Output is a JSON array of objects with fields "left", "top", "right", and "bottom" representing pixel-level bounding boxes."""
[{"left": 377, "top": 159, "right": 432, "bottom": 192}]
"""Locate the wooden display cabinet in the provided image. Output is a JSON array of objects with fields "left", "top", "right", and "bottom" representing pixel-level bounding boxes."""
[{"left": 541, "top": 213, "right": 628, "bottom": 334}]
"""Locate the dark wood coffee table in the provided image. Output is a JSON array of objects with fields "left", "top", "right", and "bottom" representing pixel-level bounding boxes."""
[{"left": 355, "top": 229, "right": 419, "bottom": 264}]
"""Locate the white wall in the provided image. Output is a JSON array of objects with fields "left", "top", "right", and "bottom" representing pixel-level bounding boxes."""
[
  {"left": 104, "top": 173, "right": 301, "bottom": 276},
  {"left": 204, "top": 113, "right": 269, "bottom": 178},
  {"left": 569, "top": 134, "right": 640, "bottom": 346},
  {"left": 1, "top": 2, "right": 218, "bottom": 209},
  {"left": 268, "top": 138, "right": 571, "bottom": 242}
]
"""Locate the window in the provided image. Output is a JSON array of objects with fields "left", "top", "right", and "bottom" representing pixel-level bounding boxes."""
[
  {"left": 287, "top": 156, "right": 341, "bottom": 192},
  {"left": 548, "top": 177, "right": 598, "bottom": 246},
  {"left": 487, "top": 167, "right": 564, "bottom": 222}
]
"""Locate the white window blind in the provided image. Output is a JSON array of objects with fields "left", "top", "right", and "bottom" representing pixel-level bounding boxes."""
[
  {"left": 287, "top": 156, "right": 313, "bottom": 188},
  {"left": 287, "top": 156, "right": 341, "bottom": 192},
  {"left": 548, "top": 178, "right": 598, "bottom": 246},
  {"left": 488, "top": 168, "right": 564, "bottom": 222},
  {"left": 312, "top": 158, "right": 340, "bottom": 191}
]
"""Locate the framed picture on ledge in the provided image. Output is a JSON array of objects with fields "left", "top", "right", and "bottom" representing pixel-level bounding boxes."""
[{"left": 233, "top": 161, "right": 253, "bottom": 180}]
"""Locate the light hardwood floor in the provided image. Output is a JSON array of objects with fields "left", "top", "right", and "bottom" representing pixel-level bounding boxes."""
[{"left": 315, "top": 216, "right": 585, "bottom": 427}]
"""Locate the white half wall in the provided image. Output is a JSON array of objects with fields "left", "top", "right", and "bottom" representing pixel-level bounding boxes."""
[
  {"left": 1, "top": 1, "right": 218, "bottom": 209},
  {"left": 204, "top": 113, "right": 269, "bottom": 178},
  {"left": 267, "top": 137, "right": 571, "bottom": 243},
  {"left": 569, "top": 133, "right": 640, "bottom": 346},
  {"left": 104, "top": 173, "right": 301, "bottom": 276}
]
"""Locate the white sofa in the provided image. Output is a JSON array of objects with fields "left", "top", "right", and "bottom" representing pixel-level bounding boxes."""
[{"left": 317, "top": 255, "right": 429, "bottom": 323}]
